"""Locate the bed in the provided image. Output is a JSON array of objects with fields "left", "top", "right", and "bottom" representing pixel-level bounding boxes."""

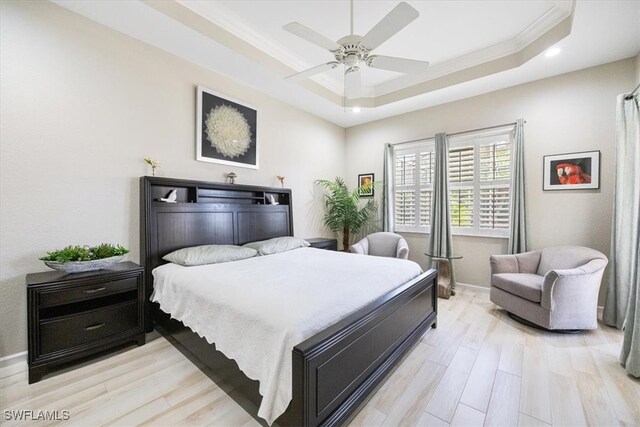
[{"left": 140, "top": 176, "right": 437, "bottom": 426}]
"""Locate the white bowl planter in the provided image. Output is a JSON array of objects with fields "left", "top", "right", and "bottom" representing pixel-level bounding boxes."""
[{"left": 43, "top": 255, "right": 125, "bottom": 273}]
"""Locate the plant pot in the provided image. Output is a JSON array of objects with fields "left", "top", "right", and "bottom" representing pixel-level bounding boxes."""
[{"left": 43, "top": 255, "right": 125, "bottom": 273}]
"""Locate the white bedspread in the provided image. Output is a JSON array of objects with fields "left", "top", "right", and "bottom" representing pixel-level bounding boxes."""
[{"left": 151, "top": 247, "right": 422, "bottom": 424}]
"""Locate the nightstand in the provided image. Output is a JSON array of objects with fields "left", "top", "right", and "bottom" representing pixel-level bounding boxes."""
[
  {"left": 306, "top": 237, "right": 338, "bottom": 251},
  {"left": 27, "top": 261, "right": 145, "bottom": 383}
]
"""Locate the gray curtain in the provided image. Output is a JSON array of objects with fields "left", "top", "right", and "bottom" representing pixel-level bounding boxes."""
[
  {"left": 382, "top": 143, "right": 394, "bottom": 232},
  {"left": 604, "top": 93, "right": 640, "bottom": 377},
  {"left": 508, "top": 119, "right": 528, "bottom": 254},
  {"left": 428, "top": 133, "right": 455, "bottom": 282}
]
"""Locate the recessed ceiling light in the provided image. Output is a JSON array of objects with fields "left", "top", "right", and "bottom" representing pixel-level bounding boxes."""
[
  {"left": 545, "top": 47, "right": 561, "bottom": 58},
  {"left": 352, "top": 107, "right": 361, "bottom": 113}
]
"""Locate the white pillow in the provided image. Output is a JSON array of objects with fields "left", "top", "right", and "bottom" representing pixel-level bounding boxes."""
[
  {"left": 243, "top": 236, "right": 310, "bottom": 255},
  {"left": 163, "top": 244, "right": 257, "bottom": 266}
]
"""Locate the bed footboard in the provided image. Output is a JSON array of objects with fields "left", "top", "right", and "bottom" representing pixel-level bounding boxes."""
[
  {"left": 288, "top": 269, "right": 437, "bottom": 426},
  {"left": 154, "top": 269, "right": 437, "bottom": 427}
]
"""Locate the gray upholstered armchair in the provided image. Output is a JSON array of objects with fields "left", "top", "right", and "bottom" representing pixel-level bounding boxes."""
[
  {"left": 349, "top": 232, "right": 409, "bottom": 260},
  {"left": 490, "top": 246, "right": 607, "bottom": 331}
]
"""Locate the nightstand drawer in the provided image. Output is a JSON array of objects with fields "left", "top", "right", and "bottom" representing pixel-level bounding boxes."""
[
  {"left": 39, "top": 301, "right": 138, "bottom": 355},
  {"left": 306, "top": 238, "right": 338, "bottom": 251},
  {"left": 40, "top": 277, "right": 138, "bottom": 307},
  {"left": 311, "top": 241, "right": 337, "bottom": 250}
]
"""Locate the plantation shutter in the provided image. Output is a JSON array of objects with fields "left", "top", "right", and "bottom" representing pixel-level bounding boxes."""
[
  {"left": 480, "top": 141, "right": 511, "bottom": 181},
  {"left": 449, "top": 145, "right": 474, "bottom": 229},
  {"left": 419, "top": 190, "right": 431, "bottom": 226},
  {"left": 450, "top": 188, "right": 474, "bottom": 227},
  {"left": 394, "top": 153, "right": 416, "bottom": 226},
  {"left": 419, "top": 151, "right": 434, "bottom": 226},
  {"left": 479, "top": 140, "right": 511, "bottom": 230},
  {"left": 479, "top": 187, "right": 510, "bottom": 229},
  {"left": 393, "top": 141, "right": 435, "bottom": 232},
  {"left": 449, "top": 146, "right": 475, "bottom": 183}
]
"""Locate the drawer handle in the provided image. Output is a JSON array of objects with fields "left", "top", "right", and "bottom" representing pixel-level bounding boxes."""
[
  {"left": 83, "top": 287, "right": 106, "bottom": 294},
  {"left": 84, "top": 323, "right": 106, "bottom": 331}
]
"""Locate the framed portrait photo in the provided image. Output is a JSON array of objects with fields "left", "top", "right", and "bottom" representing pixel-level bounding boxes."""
[
  {"left": 196, "top": 86, "right": 258, "bottom": 169},
  {"left": 543, "top": 150, "right": 600, "bottom": 191},
  {"left": 358, "top": 173, "right": 374, "bottom": 197}
]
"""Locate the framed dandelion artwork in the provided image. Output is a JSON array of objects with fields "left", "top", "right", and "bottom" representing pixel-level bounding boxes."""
[{"left": 196, "top": 86, "right": 258, "bottom": 169}]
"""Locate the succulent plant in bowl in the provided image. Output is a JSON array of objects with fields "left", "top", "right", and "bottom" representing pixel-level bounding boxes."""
[{"left": 40, "top": 243, "right": 129, "bottom": 273}]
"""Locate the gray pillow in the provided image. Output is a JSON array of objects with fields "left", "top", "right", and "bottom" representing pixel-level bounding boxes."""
[
  {"left": 243, "top": 236, "right": 310, "bottom": 255},
  {"left": 163, "top": 244, "right": 257, "bottom": 266}
]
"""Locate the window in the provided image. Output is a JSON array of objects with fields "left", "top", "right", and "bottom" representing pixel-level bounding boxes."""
[
  {"left": 394, "top": 140, "right": 435, "bottom": 233},
  {"left": 478, "top": 140, "right": 511, "bottom": 231},
  {"left": 392, "top": 128, "right": 513, "bottom": 237},
  {"left": 449, "top": 145, "right": 475, "bottom": 228}
]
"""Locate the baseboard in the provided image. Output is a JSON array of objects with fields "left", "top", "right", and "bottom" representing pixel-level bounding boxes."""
[
  {"left": 0, "top": 351, "right": 27, "bottom": 369},
  {"left": 455, "top": 282, "right": 490, "bottom": 293}
]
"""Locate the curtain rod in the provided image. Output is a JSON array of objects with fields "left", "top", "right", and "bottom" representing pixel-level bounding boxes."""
[
  {"left": 389, "top": 120, "right": 521, "bottom": 147},
  {"left": 625, "top": 83, "right": 640, "bottom": 100}
]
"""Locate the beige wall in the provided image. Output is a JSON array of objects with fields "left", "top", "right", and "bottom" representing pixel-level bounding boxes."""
[
  {"left": 0, "top": 1, "right": 346, "bottom": 357},
  {"left": 1, "top": 1, "right": 636, "bottom": 359},
  {"left": 346, "top": 59, "right": 636, "bottom": 294}
]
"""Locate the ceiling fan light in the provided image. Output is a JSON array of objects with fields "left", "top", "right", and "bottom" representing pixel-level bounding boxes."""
[{"left": 345, "top": 53, "right": 360, "bottom": 67}]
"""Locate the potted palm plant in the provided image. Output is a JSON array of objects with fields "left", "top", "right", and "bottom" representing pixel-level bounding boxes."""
[{"left": 316, "top": 177, "right": 378, "bottom": 252}]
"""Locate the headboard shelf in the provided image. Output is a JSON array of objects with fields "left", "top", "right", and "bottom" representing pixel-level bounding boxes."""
[
  {"left": 198, "top": 195, "right": 265, "bottom": 200},
  {"left": 197, "top": 189, "right": 268, "bottom": 205},
  {"left": 144, "top": 176, "right": 291, "bottom": 206},
  {"left": 151, "top": 185, "right": 197, "bottom": 204},
  {"left": 140, "top": 176, "right": 294, "bottom": 331}
]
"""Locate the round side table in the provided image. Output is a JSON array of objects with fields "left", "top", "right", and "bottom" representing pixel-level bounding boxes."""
[{"left": 425, "top": 253, "right": 463, "bottom": 299}]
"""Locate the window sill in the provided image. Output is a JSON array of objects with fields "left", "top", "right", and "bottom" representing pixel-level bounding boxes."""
[
  {"left": 453, "top": 230, "right": 509, "bottom": 239},
  {"left": 395, "top": 228, "right": 508, "bottom": 240}
]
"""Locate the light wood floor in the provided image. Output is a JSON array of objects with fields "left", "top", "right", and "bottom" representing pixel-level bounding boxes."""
[{"left": 1, "top": 287, "right": 639, "bottom": 426}]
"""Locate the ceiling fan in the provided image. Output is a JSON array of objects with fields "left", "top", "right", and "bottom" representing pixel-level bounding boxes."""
[{"left": 283, "top": 1, "right": 429, "bottom": 101}]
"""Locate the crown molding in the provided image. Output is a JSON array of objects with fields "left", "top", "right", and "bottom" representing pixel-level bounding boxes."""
[
  {"left": 142, "top": 0, "right": 343, "bottom": 106},
  {"left": 374, "top": 1, "right": 574, "bottom": 96},
  {"left": 360, "top": 7, "right": 575, "bottom": 108},
  {"left": 178, "top": 0, "right": 343, "bottom": 95},
  {"left": 177, "top": 0, "right": 575, "bottom": 103},
  {"left": 66, "top": 0, "right": 576, "bottom": 109}
]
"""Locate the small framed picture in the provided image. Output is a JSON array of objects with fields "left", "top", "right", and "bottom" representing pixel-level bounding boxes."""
[
  {"left": 196, "top": 86, "right": 258, "bottom": 169},
  {"left": 543, "top": 150, "right": 600, "bottom": 191},
  {"left": 358, "top": 173, "right": 374, "bottom": 197}
]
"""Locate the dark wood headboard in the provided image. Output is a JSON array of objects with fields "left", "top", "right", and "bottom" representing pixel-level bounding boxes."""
[{"left": 140, "top": 176, "right": 294, "bottom": 331}]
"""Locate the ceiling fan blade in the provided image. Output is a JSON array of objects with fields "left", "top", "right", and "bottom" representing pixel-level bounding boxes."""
[
  {"left": 283, "top": 22, "right": 341, "bottom": 52},
  {"left": 285, "top": 62, "right": 338, "bottom": 81},
  {"left": 360, "top": 2, "right": 419, "bottom": 51},
  {"left": 367, "top": 55, "right": 429, "bottom": 73},
  {"left": 345, "top": 68, "right": 361, "bottom": 99}
]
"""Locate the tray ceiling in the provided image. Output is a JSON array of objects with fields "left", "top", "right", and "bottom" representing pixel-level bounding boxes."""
[
  {"left": 53, "top": 0, "right": 640, "bottom": 127},
  {"left": 187, "top": 0, "right": 566, "bottom": 94}
]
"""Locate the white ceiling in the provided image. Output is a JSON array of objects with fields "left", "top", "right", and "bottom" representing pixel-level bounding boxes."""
[
  {"left": 198, "top": 0, "right": 561, "bottom": 89},
  {"left": 53, "top": 0, "right": 640, "bottom": 128}
]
